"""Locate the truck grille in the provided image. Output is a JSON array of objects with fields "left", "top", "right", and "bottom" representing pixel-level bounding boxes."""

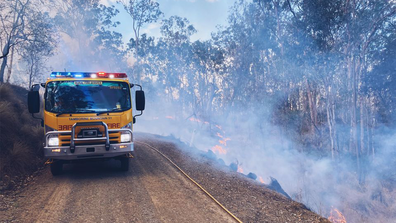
[{"left": 58, "top": 131, "right": 121, "bottom": 146}]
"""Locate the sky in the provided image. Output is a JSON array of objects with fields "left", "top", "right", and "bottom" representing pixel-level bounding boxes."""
[{"left": 101, "top": 0, "right": 236, "bottom": 42}]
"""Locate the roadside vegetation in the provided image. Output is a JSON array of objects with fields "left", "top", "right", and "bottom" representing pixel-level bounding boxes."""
[
  {"left": 0, "top": 84, "right": 44, "bottom": 190},
  {"left": 0, "top": 0, "right": 395, "bottom": 222}
]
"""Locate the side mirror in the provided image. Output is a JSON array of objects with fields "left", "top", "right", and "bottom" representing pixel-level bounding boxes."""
[
  {"left": 135, "top": 90, "right": 145, "bottom": 111},
  {"left": 28, "top": 91, "right": 40, "bottom": 114}
]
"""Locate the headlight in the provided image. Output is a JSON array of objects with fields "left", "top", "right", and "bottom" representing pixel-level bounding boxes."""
[
  {"left": 48, "top": 136, "right": 59, "bottom": 146},
  {"left": 120, "top": 133, "right": 131, "bottom": 143}
]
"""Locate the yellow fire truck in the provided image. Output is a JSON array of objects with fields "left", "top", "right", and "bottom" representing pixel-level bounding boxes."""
[{"left": 27, "top": 72, "right": 145, "bottom": 175}]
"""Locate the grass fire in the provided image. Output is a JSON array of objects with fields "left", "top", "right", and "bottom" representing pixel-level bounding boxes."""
[{"left": 1, "top": 0, "right": 395, "bottom": 222}]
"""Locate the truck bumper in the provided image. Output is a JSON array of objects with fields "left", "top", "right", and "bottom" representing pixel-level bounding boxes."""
[{"left": 44, "top": 142, "right": 134, "bottom": 160}]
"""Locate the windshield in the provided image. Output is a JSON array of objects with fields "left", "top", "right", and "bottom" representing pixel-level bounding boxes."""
[{"left": 45, "top": 81, "right": 131, "bottom": 114}]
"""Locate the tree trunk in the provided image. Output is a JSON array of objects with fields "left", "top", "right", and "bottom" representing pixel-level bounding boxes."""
[
  {"left": 0, "top": 44, "right": 9, "bottom": 83},
  {"left": 368, "top": 106, "right": 374, "bottom": 158},
  {"left": 305, "top": 78, "right": 317, "bottom": 133},
  {"left": 6, "top": 45, "right": 15, "bottom": 83},
  {"left": 348, "top": 55, "right": 360, "bottom": 179},
  {"left": 359, "top": 98, "right": 365, "bottom": 183},
  {"left": 28, "top": 55, "right": 35, "bottom": 88},
  {"left": 327, "top": 101, "right": 334, "bottom": 159},
  {"left": 326, "top": 85, "right": 337, "bottom": 159}
]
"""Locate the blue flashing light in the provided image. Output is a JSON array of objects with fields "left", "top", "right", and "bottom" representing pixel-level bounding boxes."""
[{"left": 49, "top": 72, "right": 128, "bottom": 79}]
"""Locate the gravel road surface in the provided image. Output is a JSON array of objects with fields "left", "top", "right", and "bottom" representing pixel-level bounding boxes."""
[
  {"left": 1, "top": 139, "right": 234, "bottom": 223},
  {"left": 1, "top": 133, "right": 330, "bottom": 223}
]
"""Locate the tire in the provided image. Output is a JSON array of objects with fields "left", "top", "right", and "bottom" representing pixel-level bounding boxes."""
[
  {"left": 120, "top": 156, "right": 130, "bottom": 171},
  {"left": 50, "top": 161, "right": 63, "bottom": 176}
]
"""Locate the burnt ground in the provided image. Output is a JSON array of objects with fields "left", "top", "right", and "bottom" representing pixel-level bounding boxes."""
[
  {"left": 0, "top": 133, "right": 330, "bottom": 223},
  {"left": 135, "top": 133, "right": 330, "bottom": 223}
]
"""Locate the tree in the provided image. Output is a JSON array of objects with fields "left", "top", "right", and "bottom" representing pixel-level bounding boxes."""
[
  {"left": 159, "top": 16, "right": 196, "bottom": 109},
  {"left": 0, "top": 0, "right": 31, "bottom": 83},
  {"left": 160, "top": 16, "right": 197, "bottom": 46},
  {"left": 0, "top": 0, "right": 59, "bottom": 84},
  {"left": 191, "top": 40, "right": 224, "bottom": 117},
  {"left": 117, "top": 0, "right": 162, "bottom": 82},
  {"left": 118, "top": 0, "right": 162, "bottom": 53},
  {"left": 53, "top": 0, "right": 124, "bottom": 71},
  {"left": 19, "top": 11, "right": 56, "bottom": 88}
]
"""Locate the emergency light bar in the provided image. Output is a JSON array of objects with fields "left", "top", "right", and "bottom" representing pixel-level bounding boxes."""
[{"left": 50, "top": 72, "right": 127, "bottom": 79}]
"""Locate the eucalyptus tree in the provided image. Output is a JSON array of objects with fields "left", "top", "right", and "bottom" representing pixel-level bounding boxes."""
[
  {"left": 0, "top": 0, "right": 59, "bottom": 84},
  {"left": 0, "top": 1, "right": 36, "bottom": 82},
  {"left": 127, "top": 33, "right": 158, "bottom": 92},
  {"left": 54, "top": 0, "right": 124, "bottom": 71},
  {"left": 117, "top": 0, "right": 162, "bottom": 82},
  {"left": 213, "top": 0, "right": 298, "bottom": 122},
  {"left": 259, "top": 0, "right": 396, "bottom": 184},
  {"left": 297, "top": 0, "right": 395, "bottom": 180},
  {"left": 158, "top": 16, "right": 197, "bottom": 114},
  {"left": 191, "top": 40, "right": 224, "bottom": 118},
  {"left": 19, "top": 11, "right": 57, "bottom": 88},
  {"left": 118, "top": 0, "right": 162, "bottom": 54}
]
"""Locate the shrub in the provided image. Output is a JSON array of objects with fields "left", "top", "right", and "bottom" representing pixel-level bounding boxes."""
[{"left": 0, "top": 84, "right": 44, "bottom": 188}]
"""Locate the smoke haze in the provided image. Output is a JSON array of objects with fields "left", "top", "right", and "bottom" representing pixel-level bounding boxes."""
[{"left": 2, "top": 0, "right": 395, "bottom": 222}]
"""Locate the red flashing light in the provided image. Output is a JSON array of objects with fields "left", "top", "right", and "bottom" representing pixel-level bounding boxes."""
[
  {"left": 96, "top": 72, "right": 127, "bottom": 78},
  {"left": 97, "top": 72, "right": 106, "bottom": 77},
  {"left": 50, "top": 72, "right": 127, "bottom": 79},
  {"left": 113, "top": 73, "right": 127, "bottom": 78}
]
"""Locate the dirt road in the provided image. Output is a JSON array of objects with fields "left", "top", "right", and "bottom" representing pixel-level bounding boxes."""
[
  {"left": 1, "top": 134, "right": 331, "bottom": 223},
  {"left": 1, "top": 140, "right": 235, "bottom": 223}
]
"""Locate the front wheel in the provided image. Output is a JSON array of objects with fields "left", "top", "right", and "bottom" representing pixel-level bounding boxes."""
[
  {"left": 120, "top": 156, "right": 130, "bottom": 171},
  {"left": 50, "top": 161, "right": 63, "bottom": 176}
]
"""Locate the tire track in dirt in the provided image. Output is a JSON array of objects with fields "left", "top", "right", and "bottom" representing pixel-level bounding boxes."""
[{"left": 3, "top": 141, "right": 235, "bottom": 223}]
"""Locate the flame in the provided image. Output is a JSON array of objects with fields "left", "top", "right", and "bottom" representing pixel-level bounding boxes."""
[
  {"left": 188, "top": 117, "right": 209, "bottom": 125},
  {"left": 328, "top": 208, "right": 347, "bottom": 223},
  {"left": 237, "top": 165, "right": 244, "bottom": 173},
  {"left": 189, "top": 117, "right": 202, "bottom": 123},
  {"left": 219, "top": 138, "right": 231, "bottom": 145},
  {"left": 211, "top": 130, "right": 232, "bottom": 155},
  {"left": 211, "top": 145, "right": 227, "bottom": 154},
  {"left": 165, "top": 116, "right": 175, "bottom": 120},
  {"left": 217, "top": 131, "right": 231, "bottom": 146},
  {"left": 259, "top": 176, "right": 265, "bottom": 184}
]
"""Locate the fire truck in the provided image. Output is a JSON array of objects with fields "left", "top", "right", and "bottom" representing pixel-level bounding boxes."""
[{"left": 27, "top": 72, "right": 145, "bottom": 175}]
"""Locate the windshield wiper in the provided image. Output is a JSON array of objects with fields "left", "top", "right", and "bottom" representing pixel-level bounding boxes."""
[
  {"left": 56, "top": 109, "right": 97, "bottom": 117},
  {"left": 77, "top": 109, "right": 98, "bottom": 113},
  {"left": 56, "top": 111, "right": 73, "bottom": 117},
  {"left": 97, "top": 109, "right": 121, "bottom": 116}
]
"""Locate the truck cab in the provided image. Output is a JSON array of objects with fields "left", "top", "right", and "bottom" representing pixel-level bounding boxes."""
[{"left": 27, "top": 72, "right": 145, "bottom": 175}]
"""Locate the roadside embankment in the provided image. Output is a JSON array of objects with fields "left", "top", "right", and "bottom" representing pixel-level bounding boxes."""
[{"left": 0, "top": 84, "right": 44, "bottom": 190}]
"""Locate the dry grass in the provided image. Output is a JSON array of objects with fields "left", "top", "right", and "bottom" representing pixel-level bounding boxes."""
[{"left": 0, "top": 84, "right": 44, "bottom": 189}]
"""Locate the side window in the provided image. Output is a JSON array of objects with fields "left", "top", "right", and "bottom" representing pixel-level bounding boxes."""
[{"left": 45, "top": 82, "right": 55, "bottom": 111}]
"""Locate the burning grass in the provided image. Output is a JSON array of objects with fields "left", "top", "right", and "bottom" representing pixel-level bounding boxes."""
[
  {"left": 0, "top": 84, "right": 44, "bottom": 190},
  {"left": 328, "top": 208, "right": 347, "bottom": 223}
]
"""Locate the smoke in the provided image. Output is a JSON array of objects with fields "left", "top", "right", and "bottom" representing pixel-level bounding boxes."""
[
  {"left": 26, "top": 1, "right": 394, "bottom": 223},
  {"left": 134, "top": 81, "right": 396, "bottom": 223},
  {"left": 48, "top": 34, "right": 121, "bottom": 73},
  {"left": 137, "top": 99, "right": 335, "bottom": 207}
]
